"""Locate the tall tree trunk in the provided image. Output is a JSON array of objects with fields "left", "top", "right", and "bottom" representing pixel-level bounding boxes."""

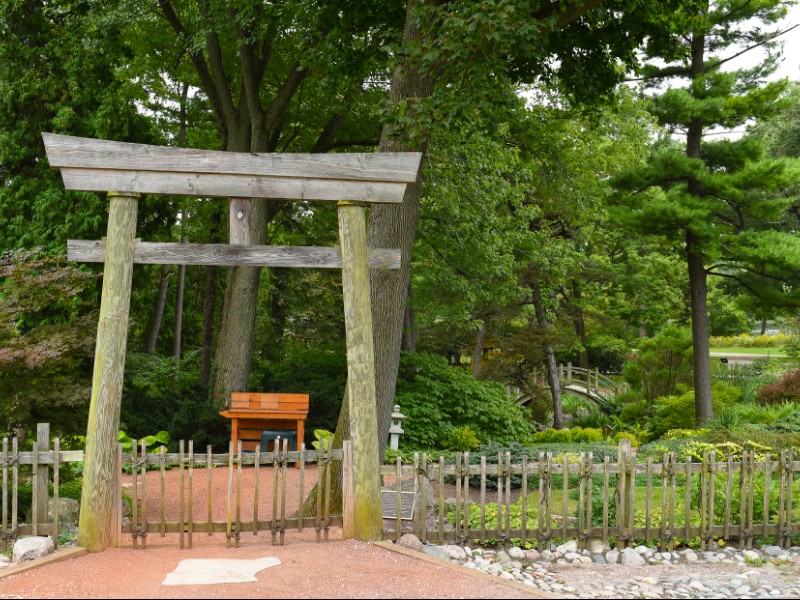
[
  {"left": 365, "top": 0, "right": 439, "bottom": 461},
  {"left": 200, "top": 209, "right": 222, "bottom": 389},
  {"left": 572, "top": 282, "right": 589, "bottom": 369},
  {"left": 145, "top": 265, "right": 171, "bottom": 354},
  {"left": 531, "top": 274, "right": 563, "bottom": 429},
  {"left": 401, "top": 282, "right": 416, "bottom": 352},
  {"left": 200, "top": 263, "right": 217, "bottom": 388},
  {"left": 172, "top": 236, "right": 187, "bottom": 360},
  {"left": 760, "top": 317, "right": 767, "bottom": 335},
  {"left": 687, "top": 230, "right": 714, "bottom": 424},
  {"left": 472, "top": 321, "right": 487, "bottom": 378},
  {"left": 686, "top": 25, "right": 714, "bottom": 425},
  {"left": 212, "top": 197, "right": 270, "bottom": 405}
]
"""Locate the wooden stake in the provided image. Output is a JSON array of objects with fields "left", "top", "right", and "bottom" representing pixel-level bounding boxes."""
[
  {"left": 337, "top": 200, "right": 381, "bottom": 541},
  {"left": 78, "top": 191, "right": 138, "bottom": 552}
]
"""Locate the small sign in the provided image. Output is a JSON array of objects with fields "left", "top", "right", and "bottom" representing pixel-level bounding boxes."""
[{"left": 381, "top": 490, "right": 415, "bottom": 520}]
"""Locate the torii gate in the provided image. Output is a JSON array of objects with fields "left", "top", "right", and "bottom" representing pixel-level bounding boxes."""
[{"left": 42, "top": 133, "right": 422, "bottom": 551}]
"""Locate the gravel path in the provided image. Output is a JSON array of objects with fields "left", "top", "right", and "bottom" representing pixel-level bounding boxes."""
[{"left": 412, "top": 538, "right": 800, "bottom": 598}]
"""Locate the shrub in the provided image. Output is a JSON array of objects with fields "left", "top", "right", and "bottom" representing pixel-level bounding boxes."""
[
  {"left": 613, "top": 432, "right": 639, "bottom": 447},
  {"left": 442, "top": 426, "right": 481, "bottom": 452},
  {"left": 394, "top": 352, "right": 535, "bottom": 449},
  {"left": 570, "top": 427, "right": 604, "bottom": 443},
  {"left": 529, "top": 428, "right": 572, "bottom": 444},
  {"left": 756, "top": 370, "right": 800, "bottom": 405},
  {"left": 623, "top": 327, "right": 693, "bottom": 402},
  {"left": 648, "top": 383, "right": 739, "bottom": 440},
  {"left": 709, "top": 333, "right": 790, "bottom": 348},
  {"left": 570, "top": 410, "right": 611, "bottom": 430},
  {"left": 619, "top": 401, "right": 648, "bottom": 424}
]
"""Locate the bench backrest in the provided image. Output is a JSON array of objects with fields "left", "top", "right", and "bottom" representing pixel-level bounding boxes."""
[{"left": 230, "top": 392, "right": 309, "bottom": 414}]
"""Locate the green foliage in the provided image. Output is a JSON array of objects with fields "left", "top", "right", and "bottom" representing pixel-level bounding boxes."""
[
  {"left": 311, "top": 429, "right": 334, "bottom": 452},
  {"left": 0, "top": 250, "right": 98, "bottom": 437},
  {"left": 121, "top": 351, "right": 228, "bottom": 451},
  {"left": 623, "top": 327, "right": 693, "bottom": 403},
  {"left": 570, "top": 427, "right": 604, "bottom": 443},
  {"left": 619, "top": 401, "right": 648, "bottom": 425},
  {"left": 648, "top": 383, "right": 739, "bottom": 440},
  {"left": 442, "top": 426, "right": 481, "bottom": 452},
  {"left": 710, "top": 333, "right": 790, "bottom": 349},
  {"left": 713, "top": 359, "right": 781, "bottom": 404},
  {"left": 394, "top": 352, "right": 535, "bottom": 449},
  {"left": 529, "top": 429, "right": 572, "bottom": 444},
  {"left": 612, "top": 432, "right": 639, "bottom": 447},
  {"left": 117, "top": 429, "right": 169, "bottom": 453},
  {"left": 445, "top": 500, "right": 543, "bottom": 547},
  {"left": 570, "top": 410, "right": 611, "bottom": 430}
]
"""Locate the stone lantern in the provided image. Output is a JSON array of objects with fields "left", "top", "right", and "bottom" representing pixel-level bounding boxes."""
[{"left": 388, "top": 404, "right": 406, "bottom": 450}]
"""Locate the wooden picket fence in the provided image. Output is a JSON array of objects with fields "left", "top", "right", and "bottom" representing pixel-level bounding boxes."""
[
  {"left": 381, "top": 441, "right": 800, "bottom": 551},
  {"left": 4, "top": 425, "right": 799, "bottom": 553},
  {"left": 119, "top": 439, "right": 343, "bottom": 549},
  {"left": 1, "top": 424, "right": 84, "bottom": 552},
  {"left": 1, "top": 425, "right": 344, "bottom": 550}
]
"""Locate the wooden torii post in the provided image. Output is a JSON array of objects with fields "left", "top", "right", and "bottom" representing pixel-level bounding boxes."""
[{"left": 43, "top": 133, "right": 421, "bottom": 551}]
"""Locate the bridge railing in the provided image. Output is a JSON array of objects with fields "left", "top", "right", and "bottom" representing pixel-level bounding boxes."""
[{"left": 530, "top": 363, "right": 627, "bottom": 396}]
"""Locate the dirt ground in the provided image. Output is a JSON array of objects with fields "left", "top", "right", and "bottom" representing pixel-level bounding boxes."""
[
  {"left": 0, "top": 540, "right": 542, "bottom": 599},
  {"left": 0, "top": 464, "right": 541, "bottom": 599}
]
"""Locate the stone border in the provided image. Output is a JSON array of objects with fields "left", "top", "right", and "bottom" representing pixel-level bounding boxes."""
[
  {"left": 373, "top": 541, "right": 561, "bottom": 599},
  {"left": 0, "top": 547, "right": 88, "bottom": 579}
]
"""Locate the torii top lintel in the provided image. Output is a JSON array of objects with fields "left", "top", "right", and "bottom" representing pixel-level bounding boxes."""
[{"left": 42, "top": 133, "right": 422, "bottom": 204}]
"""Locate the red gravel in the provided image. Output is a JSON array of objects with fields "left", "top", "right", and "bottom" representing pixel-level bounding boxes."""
[{"left": 0, "top": 465, "right": 542, "bottom": 599}]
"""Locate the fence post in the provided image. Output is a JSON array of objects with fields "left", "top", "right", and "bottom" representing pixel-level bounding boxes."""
[
  {"left": 342, "top": 440, "right": 355, "bottom": 539},
  {"left": 567, "top": 362, "right": 573, "bottom": 384},
  {"left": 34, "top": 423, "right": 50, "bottom": 536},
  {"left": 616, "top": 439, "right": 633, "bottom": 549}
]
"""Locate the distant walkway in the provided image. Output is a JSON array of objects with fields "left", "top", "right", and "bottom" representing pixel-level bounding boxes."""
[{"left": 710, "top": 351, "right": 785, "bottom": 365}]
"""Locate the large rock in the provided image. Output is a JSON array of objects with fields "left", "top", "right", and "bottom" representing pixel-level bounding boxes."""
[
  {"left": 422, "top": 545, "right": 452, "bottom": 561},
  {"left": 588, "top": 538, "right": 610, "bottom": 554},
  {"left": 47, "top": 498, "right": 80, "bottom": 527},
  {"left": 396, "top": 533, "right": 423, "bottom": 552},
  {"left": 12, "top": 536, "right": 54, "bottom": 563},
  {"left": 557, "top": 540, "right": 578, "bottom": 554},
  {"left": 440, "top": 544, "right": 467, "bottom": 561},
  {"left": 620, "top": 547, "right": 646, "bottom": 566}
]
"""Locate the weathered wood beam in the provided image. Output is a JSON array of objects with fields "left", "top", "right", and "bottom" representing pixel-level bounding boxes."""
[
  {"left": 56, "top": 169, "right": 408, "bottom": 203},
  {"left": 68, "top": 240, "right": 401, "bottom": 269},
  {"left": 43, "top": 133, "right": 422, "bottom": 182},
  {"left": 338, "top": 200, "right": 382, "bottom": 541},
  {"left": 78, "top": 192, "right": 139, "bottom": 553}
]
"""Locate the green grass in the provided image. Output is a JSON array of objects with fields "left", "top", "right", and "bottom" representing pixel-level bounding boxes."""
[{"left": 710, "top": 347, "right": 787, "bottom": 356}]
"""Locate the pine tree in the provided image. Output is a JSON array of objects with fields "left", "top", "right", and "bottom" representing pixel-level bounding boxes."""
[{"left": 614, "top": 0, "right": 800, "bottom": 424}]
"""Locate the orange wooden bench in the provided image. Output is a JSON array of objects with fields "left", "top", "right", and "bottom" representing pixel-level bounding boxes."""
[{"left": 219, "top": 392, "right": 309, "bottom": 453}]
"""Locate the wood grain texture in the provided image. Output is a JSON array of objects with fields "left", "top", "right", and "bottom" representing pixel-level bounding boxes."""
[
  {"left": 43, "top": 133, "right": 422, "bottom": 183},
  {"left": 77, "top": 193, "right": 138, "bottom": 552},
  {"left": 58, "top": 168, "right": 409, "bottom": 203},
  {"left": 68, "top": 240, "right": 401, "bottom": 269},
  {"left": 338, "top": 202, "right": 382, "bottom": 541}
]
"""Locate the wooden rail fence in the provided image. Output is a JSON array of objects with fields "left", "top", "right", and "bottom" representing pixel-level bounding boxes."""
[
  {"left": 1, "top": 424, "right": 84, "bottom": 552},
  {"left": 5, "top": 426, "right": 799, "bottom": 553},
  {"left": 120, "top": 439, "right": 343, "bottom": 549},
  {"left": 1, "top": 425, "right": 344, "bottom": 551},
  {"left": 381, "top": 441, "right": 800, "bottom": 551}
]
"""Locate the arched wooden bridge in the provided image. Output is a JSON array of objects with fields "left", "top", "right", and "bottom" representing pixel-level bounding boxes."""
[{"left": 513, "top": 363, "right": 626, "bottom": 411}]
